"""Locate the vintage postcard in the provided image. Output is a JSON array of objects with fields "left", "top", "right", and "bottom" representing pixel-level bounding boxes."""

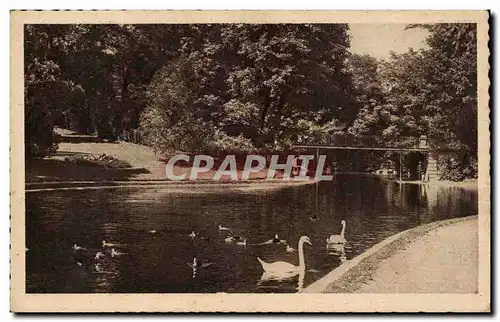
[{"left": 10, "top": 10, "right": 490, "bottom": 312}]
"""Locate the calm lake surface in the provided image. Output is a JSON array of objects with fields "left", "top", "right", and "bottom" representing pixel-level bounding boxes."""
[{"left": 26, "top": 174, "right": 478, "bottom": 293}]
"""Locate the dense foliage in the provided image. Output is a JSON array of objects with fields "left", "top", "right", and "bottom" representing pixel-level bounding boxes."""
[
  {"left": 346, "top": 24, "right": 478, "bottom": 179},
  {"left": 24, "top": 23, "right": 478, "bottom": 180}
]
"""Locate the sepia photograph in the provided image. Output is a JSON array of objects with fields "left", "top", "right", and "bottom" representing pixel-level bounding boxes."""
[{"left": 10, "top": 10, "right": 490, "bottom": 312}]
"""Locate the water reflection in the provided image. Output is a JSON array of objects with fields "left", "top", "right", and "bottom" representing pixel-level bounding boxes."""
[
  {"left": 326, "top": 243, "right": 347, "bottom": 264},
  {"left": 26, "top": 174, "right": 477, "bottom": 293},
  {"left": 258, "top": 270, "right": 305, "bottom": 292}
]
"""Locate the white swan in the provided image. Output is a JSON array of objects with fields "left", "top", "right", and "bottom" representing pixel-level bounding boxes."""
[
  {"left": 189, "top": 231, "right": 197, "bottom": 238},
  {"left": 257, "top": 236, "right": 311, "bottom": 274},
  {"left": 327, "top": 220, "right": 347, "bottom": 244},
  {"left": 286, "top": 245, "right": 296, "bottom": 253}
]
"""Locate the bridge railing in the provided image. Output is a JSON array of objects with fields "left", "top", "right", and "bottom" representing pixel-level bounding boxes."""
[{"left": 295, "top": 134, "right": 422, "bottom": 149}]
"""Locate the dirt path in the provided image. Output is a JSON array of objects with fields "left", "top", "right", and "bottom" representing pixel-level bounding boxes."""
[{"left": 355, "top": 218, "right": 478, "bottom": 293}]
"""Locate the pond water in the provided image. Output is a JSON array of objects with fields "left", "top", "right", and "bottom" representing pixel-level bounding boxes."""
[{"left": 25, "top": 174, "right": 477, "bottom": 293}]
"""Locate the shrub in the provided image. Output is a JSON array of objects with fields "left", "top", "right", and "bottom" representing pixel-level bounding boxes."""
[{"left": 64, "top": 154, "right": 131, "bottom": 169}]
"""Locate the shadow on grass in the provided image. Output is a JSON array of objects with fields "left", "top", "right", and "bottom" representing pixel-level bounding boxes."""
[{"left": 25, "top": 158, "right": 150, "bottom": 182}]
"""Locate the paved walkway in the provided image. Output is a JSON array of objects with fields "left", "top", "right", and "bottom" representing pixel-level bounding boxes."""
[{"left": 355, "top": 218, "right": 478, "bottom": 293}]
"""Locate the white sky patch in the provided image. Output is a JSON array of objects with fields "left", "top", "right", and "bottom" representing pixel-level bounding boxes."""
[{"left": 348, "top": 24, "right": 431, "bottom": 60}]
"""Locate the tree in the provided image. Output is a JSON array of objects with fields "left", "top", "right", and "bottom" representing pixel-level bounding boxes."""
[
  {"left": 24, "top": 25, "right": 84, "bottom": 157},
  {"left": 346, "top": 24, "right": 478, "bottom": 179},
  {"left": 140, "top": 24, "right": 358, "bottom": 156}
]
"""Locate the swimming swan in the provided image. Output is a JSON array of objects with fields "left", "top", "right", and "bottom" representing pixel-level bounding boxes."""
[
  {"left": 327, "top": 220, "right": 347, "bottom": 244},
  {"left": 257, "top": 236, "right": 311, "bottom": 274}
]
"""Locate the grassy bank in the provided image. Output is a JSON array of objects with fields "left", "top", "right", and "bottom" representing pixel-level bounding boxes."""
[{"left": 26, "top": 130, "right": 307, "bottom": 183}]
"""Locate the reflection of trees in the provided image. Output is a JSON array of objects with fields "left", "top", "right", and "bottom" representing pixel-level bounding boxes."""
[
  {"left": 25, "top": 188, "right": 139, "bottom": 292},
  {"left": 422, "top": 185, "right": 477, "bottom": 221}
]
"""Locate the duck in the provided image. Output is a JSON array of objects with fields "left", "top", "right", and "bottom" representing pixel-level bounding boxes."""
[
  {"left": 102, "top": 240, "right": 120, "bottom": 248},
  {"left": 326, "top": 220, "right": 347, "bottom": 244},
  {"left": 94, "top": 264, "right": 104, "bottom": 273},
  {"left": 218, "top": 224, "right": 232, "bottom": 232},
  {"left": 110, "top": 248, "right": 125, "bottom": 258},
  {"left": 189, "top": 231, "right": 197, "bottom": 238},
  {"left": 286, "top": 245, "right": 296, "bottom": 253},
  {"left": 236, "top": 239, "right": 247, "bottom": 246},
  {"left": 257, "top": 236, "right": 312, "bottom": 275},
  {"left": 73, "top": 245, "right": 105, "bottom": 267},
  {"left": 186, "top": 257, "right": 214, "bottom": 269},
  {"left": 186, "top": 257, "right": 214, "bottom": 279},
  {"left": 72, "top": 244, "right": 87, "bottom": 252},
  {"left": 263, "top": 234, "right": 287, "bottom": 245},
  {"left": 149, "top": 229, "right": 157, "bottom": 234},
  {"left": 200, "top": 236, "right": 211, "bottom": 242},
  {"left": 224, "top": 236, "right": 243, "bottom": 244},
  {"left": 309, "top": 215, "right": 320, "bottom": 222}
]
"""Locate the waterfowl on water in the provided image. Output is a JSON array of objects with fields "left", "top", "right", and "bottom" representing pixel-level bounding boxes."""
[
  {"left": 200, "top": 236, "right": 210, "bottom": 242},
  {"left": 218, "top": 225, "right": 231, "bottom": 232},
  {"left": 149, "top": 229, "right": 157, "bottom": 234},
  {"left": 236, "top": 239, "right": 247, "bottom": 246},
  {"left": 309, "top": 215, "right": 320, "bottom": 222},
  {"left": 224, "top": 236, "right": 236, "bottom": 243},
  {"left": 73, "top": 244, "right": 87, "bottom": 252},
  {"left": 73, "top": 245, "right": 105, "bottom": 267},
  {"left": 186, "top": 257, "right": 214, "bottom": 269},
  {"left": 102, "top": 240, "right": 120, "bottom": 248},
  {"left": 263, "top": 234, "right": 287, "bottom": 245},
  {"left": 257, "top": 236, "right": 312, "bottom": 276},
  {"left": 110, "top": 248, "right": 125, "bottom": 258},
  {"left": 189, "top": 231, "right": 197, "bottom": 238},
  {"left": 225, "top": 234, "right": 243, "bottom": 243},
  {"left": 286, "top": 245, "right": 296, "bottom": 253},
  {"left": 326, "top": 220, "right": 347, "bottom": 244}
]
